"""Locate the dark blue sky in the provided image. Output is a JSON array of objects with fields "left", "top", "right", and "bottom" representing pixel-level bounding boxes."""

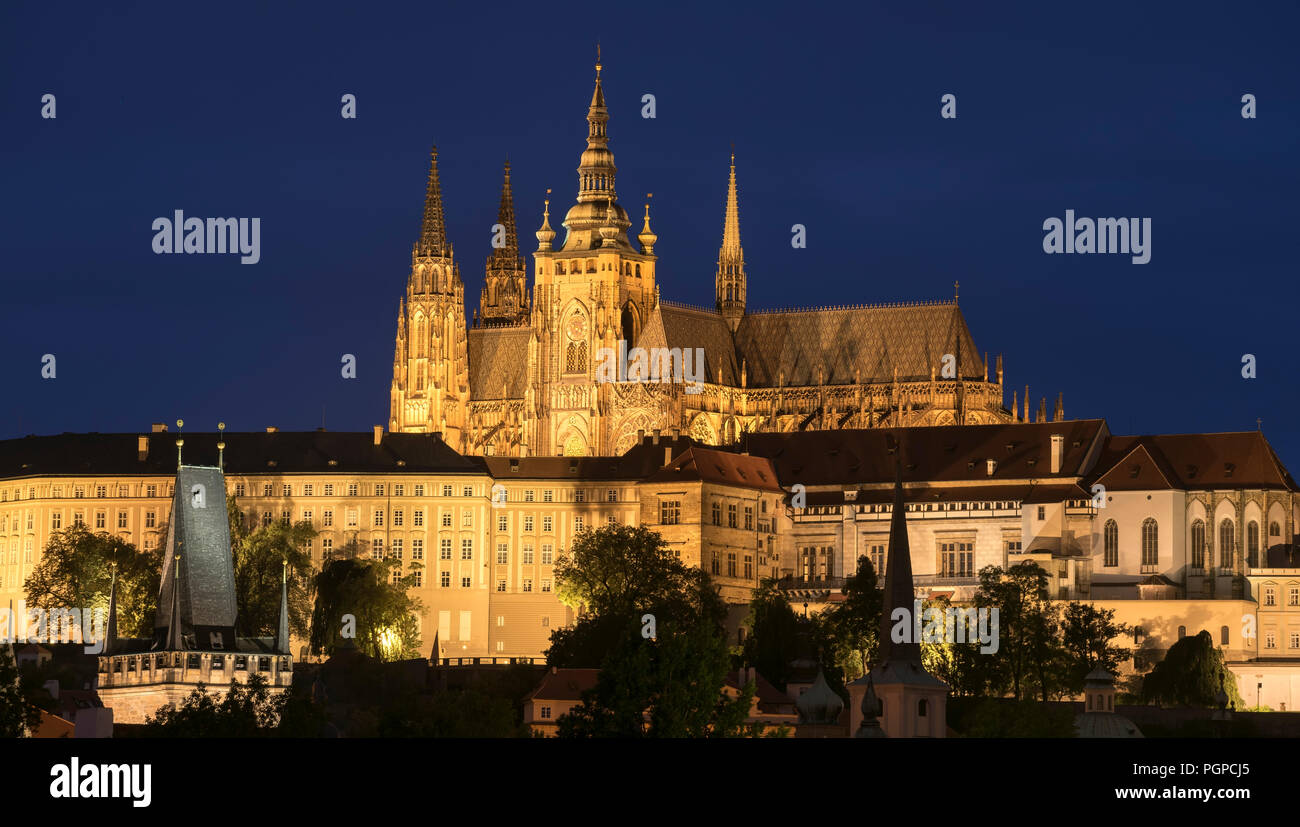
[{"left": 3, "top": 2, "right": 1298, "bottom": 463}]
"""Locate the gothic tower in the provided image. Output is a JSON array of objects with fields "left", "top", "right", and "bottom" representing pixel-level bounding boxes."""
[
  {"left": 716, "top": 152, "right": 746, "bottom": 332},
  {"left": 389, "top": 146, "right": 470, "bottom": 447},
  {"left": 479, "top": 161, "right": 528, "bottom": 324},
  {"left": 528, "top": 50, "right": 658, "bottom": 456}
]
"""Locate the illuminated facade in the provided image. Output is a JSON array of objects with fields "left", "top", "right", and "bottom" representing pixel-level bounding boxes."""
[{"left": 390, "top": 55, "right": 1017, "bottom": 458}]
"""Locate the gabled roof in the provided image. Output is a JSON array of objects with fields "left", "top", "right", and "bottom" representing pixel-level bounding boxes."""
[
  {"left": 642, "top": 446, "right": 782, "bottom": 492},
  {"left": 733, "top": 302, "right": 984, "bottom": 387},
  {"left": 526, "top": 667, "right": 599, "bottom": 702},
  {"left": 1088, "top": 432, "right": 1297, "bottom": 491},
  {"left": 655, "top": 303, "right": 740, "bottom": 386},
  {"left": 743, "top": 420, "right": 1107, "bottom": 487}
]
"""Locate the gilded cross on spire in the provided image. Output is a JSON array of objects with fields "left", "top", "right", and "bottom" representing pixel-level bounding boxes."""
[
  {"left": 596, "top": 42, "right": 602, "bottom": 75},
  {"left": 954, "top": 280, "right": 960, "bottom": 303}
]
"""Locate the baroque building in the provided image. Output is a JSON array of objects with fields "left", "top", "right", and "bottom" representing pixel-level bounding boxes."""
[{"left": 389, "top": 55, "right": 1016, "bottom": 458}]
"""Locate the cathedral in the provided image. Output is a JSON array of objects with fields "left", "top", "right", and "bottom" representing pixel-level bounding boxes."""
[{"left": 388, "top": 55, "right": 1022, "bottom": 458}]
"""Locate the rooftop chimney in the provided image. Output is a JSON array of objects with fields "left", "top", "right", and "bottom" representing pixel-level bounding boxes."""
[
  {"left": 652, "top": 429, "right": 661, "bottom": 444},
  {"left": 1050, "top": 434, "right": 1064, "bottom": 474},
  {"left": 137, "top": 435, "right": 149, "bottom": 462},
  {"left": 150, "top": 423, "right": 167, "bottom": 433},
  {"left": 373, "top": 425, "right": 384, "bottom": 446}
]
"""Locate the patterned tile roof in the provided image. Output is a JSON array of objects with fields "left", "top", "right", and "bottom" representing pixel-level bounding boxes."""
[
  {"left": 653, "top": 303, "right": 740, "bottom": 386},
  {"left": 733, "top": 302, "right": 984, "bottom": 387},
  {"left": 468, "top": 325, "right": 531, "bottom": 399}
]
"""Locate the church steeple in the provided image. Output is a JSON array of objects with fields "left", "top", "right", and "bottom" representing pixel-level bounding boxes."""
[
  {"left": 417, "top": 145, "right": 449, "bottom": 258},
  {"left": 480, "top": 161, "right": 527, "bottom": 324},
  {"left": 879, "top": 455, "right": 921, "bottom": 666},
  {"left": 560, "top": 49, "right": 632, "bottom": 251},
  {"left": 390, "top": 145, "right": 470, "bottom": 446},
  {"left": 716, "top": 151, "right": 746, "bottom": 332}
]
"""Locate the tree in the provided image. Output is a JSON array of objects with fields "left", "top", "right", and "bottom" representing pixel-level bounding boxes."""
[
  {"left": 1060, "top": 602, "right": 1131, "bottom": 695},
  {"left": 24, "top": 526, "right": 162, "bottom": 638},
  {"left": 309, "top": 552, "right": 422, "bottom": 661},
  {"left": 1141, "top": 630, "right": 1244, "bottom": 708},
  {"left": 550, "top": 525, "right": 751, "bottom": 737},
  {"left": 740, "top": 579, "right": 800, "bottom": 689},
  {"left": 820, "top": 555, "right": 883, "bottom": 681},
  {"left": 227, "top": 499, "right": 316, "bottom": 639},
  {"left": 142, "top": 674, "right": 284, "bottom": 737},
  {"left": 972, "top": 562, "right": 1067, "bottom": 701},
  {"left": 0, "top": 646, "right": 40, "bottom": 737},
  {"left": 554, "top": 524, "right": 704, "bottom": 621}
]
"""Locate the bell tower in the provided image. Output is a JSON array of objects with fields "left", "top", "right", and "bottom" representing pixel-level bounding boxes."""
[{"left": 389, "top": 146, "right": 470, "bottom": 447}]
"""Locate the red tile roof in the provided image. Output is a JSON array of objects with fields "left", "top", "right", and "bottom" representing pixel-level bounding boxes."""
[
  {"left": 526, "top": 667, "right": 599, "bottom": 702},
  {"left": 643, "top": 446, "right": 783, "bottom": 491}
]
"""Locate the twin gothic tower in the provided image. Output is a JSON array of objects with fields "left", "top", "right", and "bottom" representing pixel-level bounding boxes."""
[{"left": 390, "top": 56, "right": 1014, "bottom": 456}]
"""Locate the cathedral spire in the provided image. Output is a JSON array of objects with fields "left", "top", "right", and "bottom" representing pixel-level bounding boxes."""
[
  {"left": 417, "top": 145, "right": 448, "bottom": 257},
  {"left": 493, "top": 160, "right": 519, "bottom": 262},
  {"left": 878, "top": 454, "right": 921, "bottom": 666},
  {"left": 716, "top": 150, "right": 747, "bottom": 332}
]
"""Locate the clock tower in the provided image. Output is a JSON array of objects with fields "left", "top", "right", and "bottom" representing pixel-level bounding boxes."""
[{"left": 527, "top": 51, "right": 658, "bottom": 455}]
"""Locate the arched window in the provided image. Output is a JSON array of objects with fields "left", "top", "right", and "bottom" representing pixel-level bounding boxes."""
[
  {"left": 1221, "top": 625, "right": 1230, "bottom": 645},
  {"left": 557, "top": 260, "right": 566, "bottom": 275},
  {"left": 1141, "top": 518, "right": 1158, "bottom": 567},
  {"left": 635, "top": 264, "right": 641, "bottom": 276},
  {"left": 565, "top": 341, "right": 588, "bottom": 374},
  {"left": 1103, "top": 520, "right": 1118, "bottom": 567},
  {"left": 1178, "top": 625, "right": 1186, "bottom": 639},
  {"left": 1191, "top": 520, "right": 1205, "bottom": 570},
  {"left": 1271, "top": 521, "right": 1281, "bottom": 537},
  {"left": 1248, "top": 521, "right": 1260, "bottom": 567},
  {"left": 917, "top": 699, "right": 928, "bottom": 717},
  {"left": 1219, "top": 519, "right": 1235, "bottom": 569},
  {"left": 586, "top": 259, "right": 595, "bottom": 273}
]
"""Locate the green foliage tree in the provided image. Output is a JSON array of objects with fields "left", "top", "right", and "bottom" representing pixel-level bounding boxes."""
[
  {"left": 23, "top": 526, "right": 161, "bottom": 637},
  {"left": 956, "top": 698, "right": 1078, "bottom": 737},
  {"left": 309, "top": 551, "right": 422, "bottom": 661},
  {"left": 1141, "top": 630, "right": 1244, "bottom": 708},
  {"left": 1060, "top": 602, "right": 1131, "bottom": 694},
  {"left": 0, "top": 646, "right": 40, "bottom": 737},
  {"left": 228, "top": 499, "right": 316, "bottom": 639},
  {"left": 973, "top": 562, "right": 1067, "bottom": 701},
  {"left": 819, "top": 555, "right": 882, "bottom": 681},
  {"left": 550, "top": 525, "right": 752, "bottom": 737},
  {"left": 740, "top": 579, "right": 800, "bottom": 689},
  {"left": 142, "top": 674, "right": 284, "bottom": 737}
]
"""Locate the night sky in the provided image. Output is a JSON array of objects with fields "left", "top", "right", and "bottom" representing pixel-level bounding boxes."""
[{"left": 3, "top": 2, "right": 1298, "bottom": 465}]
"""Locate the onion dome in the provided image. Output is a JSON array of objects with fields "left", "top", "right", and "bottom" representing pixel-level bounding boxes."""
[{"left": 796, "top": 668, "right": 844, "bottom": 726}]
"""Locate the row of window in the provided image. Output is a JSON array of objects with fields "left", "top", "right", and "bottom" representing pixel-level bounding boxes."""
[
  {"left": 1, "top": 484, "right": 168, "bottom": 501},
  {"left": 233, "top": 482, "right": 478, "bottom": 498},
  {"left": 1101, "top": 518, "right": 1282, "bottom": 569}
]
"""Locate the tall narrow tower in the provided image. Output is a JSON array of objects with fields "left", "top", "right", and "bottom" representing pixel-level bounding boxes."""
[
  {"left": 716, "top": 152, "right": 746, "bottom": 331},
  {"left": 389, "top": 146, "right": 470, "bottom": 446},
  {"left": 479, "top": 161, "right": 528, "bottom": 324}
]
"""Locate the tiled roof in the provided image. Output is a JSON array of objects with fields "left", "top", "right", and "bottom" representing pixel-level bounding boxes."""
[
  {"left": 796, "top": 482, "right": 1088, "bottom": 507},
  {"left": 467, "top": 324, "right": 531, "bottom": 400},
  {"left": 743, "top": 420, "right": 1107, "bottom": 487},
  {"left": 526, "top": 667, "right": 599, "bottom": 702},
  {"left": 0, "top": 431, "right": 482, "bottom": 477},
  {"left": 1089, "top": 432, "right": 1297, "bottom": 491},
  {"left": 479, "top": 436, "right": 699, "bottom": 480},
  {"left": 643, "top": 447, "right": 783, "bottom": 491},
  {"left": 733, "top": 302, "right": 984, "bottom": 387},
  {"left": 655, "top": 304, "right": 740, "bottom": 386}
]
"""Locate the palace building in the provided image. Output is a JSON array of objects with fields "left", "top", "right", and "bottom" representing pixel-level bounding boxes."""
[{"left": 388, "top": 55, "right": 1017, "bottom": 458}]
